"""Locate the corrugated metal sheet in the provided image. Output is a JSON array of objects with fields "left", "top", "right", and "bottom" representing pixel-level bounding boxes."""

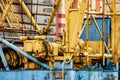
[{"left": 81, "top": 17, "right": 111, "bottom": 44}]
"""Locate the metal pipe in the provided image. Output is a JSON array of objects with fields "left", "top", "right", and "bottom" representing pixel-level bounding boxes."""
[
  {"left": 0, "top": 46, "right": 9, "bottom": 70},
  {"left": 83, "top": 53, "right": 113, "bottom": 58},
  {"left": 102, "top": 0, "right": 105, "bottom": 66},
  {"left": 79, "top": 18, "right": 88, "bottom": 37},
  {"left": 18, "top": 0, "right": 41, "bottom": 34},
  {"left": 0, "top": 36, "right": 19, "bottom": 39},
  {"left": 111, "top": 0, "right": 116, "bottom": 64},
  {"left": 86, "top": 0, "right": 89, "bottom": 52},
  {"left": 0, "top": 38, "right": 50, "bottom": 69},
  {"left": 43, "top": 0, "right": 61, "bottom": 34},
  {"left": 0, "top": 0, "right": 14, "bottom": 27}
]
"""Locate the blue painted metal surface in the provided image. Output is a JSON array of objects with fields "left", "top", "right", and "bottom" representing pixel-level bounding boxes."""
[
  {"left": 76, "top": 70, "right": 118, "bottom": 80},
  {"left": 0, "top": 70, "right": 118, "bottom": 80},
  {"left": 0, "top": 38, "right": 50, "bottom": 69},
  {"left": 0, "top": 60, "right": 118, "bottom": 80},
  {"left": 81, "top": 17, "right": 111, "bottom": 44},
  {"left": 54, "top": 60, "right": 73, "bottom": 69}
]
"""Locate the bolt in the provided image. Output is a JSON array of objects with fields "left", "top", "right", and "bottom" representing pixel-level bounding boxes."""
[{"left": 66, "top": 58, "right": 69, "bottom": 62}]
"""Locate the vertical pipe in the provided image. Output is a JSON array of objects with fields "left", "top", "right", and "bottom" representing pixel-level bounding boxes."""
[
  {"left": 111, "top": 0, "right": 116, "bottom": 64},
  {"left": 86, "top": 0, "right": 89, "bottom": 52},
  {"left": 62, "top": 66, "right": 64, "bottom": 80},
  {"left": 65, "top": 0, "right": 70, "bottom": 51},
  {"left": 0, "top": 0, "right": 14, "bottom": 27},
  {"left": 50, "top": 68, "right": 52, "bottom": 80},
  {"left": 102, "top": 0, "right": 105, "bottom": 66}
]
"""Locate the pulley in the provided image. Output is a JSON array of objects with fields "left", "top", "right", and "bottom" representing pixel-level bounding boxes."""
[{"left": 3, "top": 47, "right": 22, "bottom": 69}]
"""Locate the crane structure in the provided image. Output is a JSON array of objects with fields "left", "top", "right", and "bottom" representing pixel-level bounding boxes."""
[{"left": 0, "top": 0, "right": 120, "bottom": 80}]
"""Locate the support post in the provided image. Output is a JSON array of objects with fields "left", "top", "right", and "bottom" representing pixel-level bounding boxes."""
[
  {"left": 102, "top": 0, "right": 105, "bottom": 66},
  {"left": 111, "top": 0, "right": 116, "bottom": 64}
]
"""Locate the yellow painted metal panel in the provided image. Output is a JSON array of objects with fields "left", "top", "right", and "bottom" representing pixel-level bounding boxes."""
[
  {"left": 114, "top": 16, "right": 120, "bottom": 54},
  {"left": 87, "top": 41, "right": 102, "bottom": 54},
  {"left": 68, "top": 0, "right": 88, "bottom": 51}
]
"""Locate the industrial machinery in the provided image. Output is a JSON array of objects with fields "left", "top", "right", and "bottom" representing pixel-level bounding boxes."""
[{"left": 0, "top": 0, "right": 120, "bottom": 80}]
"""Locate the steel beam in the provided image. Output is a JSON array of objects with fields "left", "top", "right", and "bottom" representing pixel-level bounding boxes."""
[{"left": 18, "top": 0, "right": 41, "bottom": 34}]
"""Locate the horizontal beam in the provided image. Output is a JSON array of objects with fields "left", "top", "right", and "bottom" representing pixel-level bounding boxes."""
[{"left": 85, "top": 12, "right": 120, "bottom": 16}]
